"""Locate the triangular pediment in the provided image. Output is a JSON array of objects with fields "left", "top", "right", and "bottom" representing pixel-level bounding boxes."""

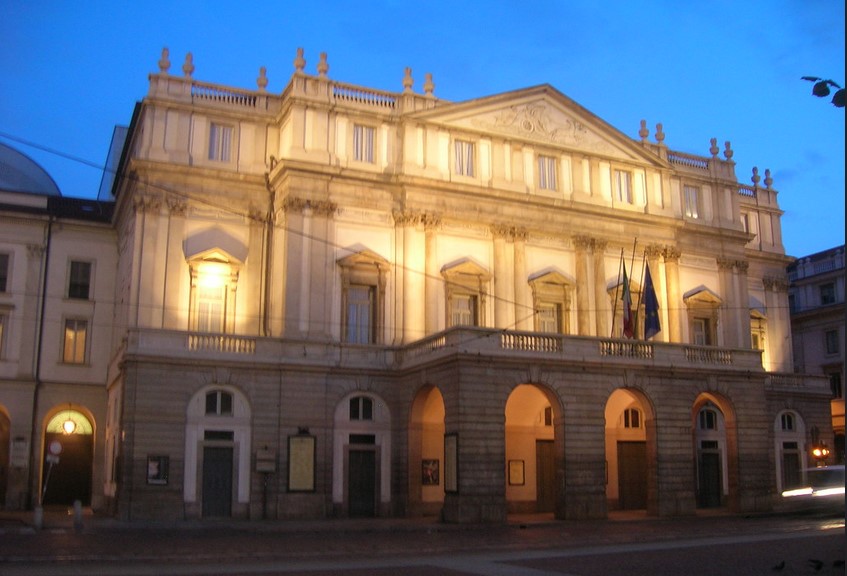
[{"left": 408, "top": 85, "right": 668, "bottom": 166}]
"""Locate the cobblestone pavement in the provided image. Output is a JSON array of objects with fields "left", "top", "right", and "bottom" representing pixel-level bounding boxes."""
[{"left": 0, "top": 508, "right": 843, "bottom": 575}]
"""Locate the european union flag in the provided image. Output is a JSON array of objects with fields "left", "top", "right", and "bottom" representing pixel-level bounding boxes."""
[{"left": 643, "top": 263, "right": 661, "bottom": 339}]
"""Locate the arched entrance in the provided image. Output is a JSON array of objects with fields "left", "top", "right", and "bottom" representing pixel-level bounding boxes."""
[
  {"left": 184, "top": 386, "right": 252, "bottom": 518},
  {"left": 692, "top": 394, "right": 734, "bottom": 509},
  {"left": 41, "top": 408, "right": 93, "bottom": 506},
  {"left": 604, "top": 388, "right": 655, "bottom": 512},
  {"left": 333, "top": 392, "right": 391, "bottom": 517},
  {"left": 408, "top": 386, "right": 445, "bottom": 516},
  {"left": 504, "top": 384, "right": 561, "bottom": 516}
]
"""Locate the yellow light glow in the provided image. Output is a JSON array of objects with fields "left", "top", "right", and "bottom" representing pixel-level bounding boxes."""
[
  {"left": 197, "top": 262, "right": 229, "bottom": 289},
  {"left": 62, "top": 419, "right": 77, "bottom": 434},
  {"left": 781, "top": 487, "right": 813, "bottom": 498}
]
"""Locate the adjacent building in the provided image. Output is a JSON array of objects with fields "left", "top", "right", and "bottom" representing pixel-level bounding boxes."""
[
  {"left": 788, "top": 246, "right": 845, "bottom": 464},
  {"left": 0, "top": 48, "right": 835, "bottom": 522}
]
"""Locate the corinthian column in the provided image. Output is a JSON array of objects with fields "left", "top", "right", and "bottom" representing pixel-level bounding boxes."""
[
  {"left": 513, "top": 228, "right": 531, "bottom": 331},
  {"left": 663, "top": 247, "right": 682, "bottom": 343},
  {"left": 593, "top": 240, "right": 609, "bottom": 337},
  {"left": 424, "top": 214, "right": 441, "bottom": 335},
  {"left": 573, "top": 235, "right": 593, "bottom": 336}
]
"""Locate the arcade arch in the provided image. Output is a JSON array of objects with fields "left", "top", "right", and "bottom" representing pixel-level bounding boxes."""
[
  {"left": 604, "top": 388, "right": 655, "bottom": 511},
  {"left": 41, "top": 407, "right": 94, "bottom": 506},
  {"left": 692, "top": 393, "right": 735, "bottom": 509},
  {"left": 408, "top": 386, "right": 445, "bottom": 516},
  {"left": 504, "top": 384, "right": 562, "bottom": 515}
]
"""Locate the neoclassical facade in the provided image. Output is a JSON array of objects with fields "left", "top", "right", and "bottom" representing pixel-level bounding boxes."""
[{"left": 6, "top": 48, "right": 833, "bottom": 522}]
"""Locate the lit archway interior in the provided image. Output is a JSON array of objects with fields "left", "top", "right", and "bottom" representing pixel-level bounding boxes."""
[
  {"left": 42, "top": 409, "right": 94, "bottom": 506},
  {"left": 408, "top": 386, "right": 445, "bottom": 516},
  {"left": 505, "top": 384, "right": 556, "bottom": 514},
  {"left": 604, "top": 389, "right": 650, "bottom": 511}
]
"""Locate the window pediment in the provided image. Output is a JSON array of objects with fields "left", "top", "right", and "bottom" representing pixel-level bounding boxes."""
[
  {"left": 683, "top": 286, "right": 722, "bottom": 307},
  {"left": 184, "top": 228, "right": 248, "bottom": 263},
  {"left": 441, "top": 258, "right": 490, "bottom": 282},
  {"left": 337, "top": 248, "right": 390, "bottom": 271}
]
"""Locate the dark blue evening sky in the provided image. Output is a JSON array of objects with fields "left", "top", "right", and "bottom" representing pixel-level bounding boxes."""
[{"left": 1, "top": 0, "right": 843, "bottom": 257}]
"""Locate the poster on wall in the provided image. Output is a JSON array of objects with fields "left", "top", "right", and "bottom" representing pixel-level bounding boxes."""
[
  {"left": 146, "top": 455, "right": 169, "bottom": 485},
  {"left": 422, "top": 459, "right": 440, "bottom": 485},
  {"left": 288, "top": 435, "right": 316, "bottom": 492},
  {"left": 508, "top": 460, "right": 525, "bottom": 486}
]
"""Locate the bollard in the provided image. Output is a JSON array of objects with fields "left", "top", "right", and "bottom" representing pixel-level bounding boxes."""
[
  {"left": 33, "top": 505, "right": 43, "bottom": 530},
  {"left": 73, "top": 500, "right": 83, "bottom": 532}
]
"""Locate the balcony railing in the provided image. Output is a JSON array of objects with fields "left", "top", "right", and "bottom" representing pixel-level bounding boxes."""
[{"left": 125, "top": 327, "right": 770, "bottom": 376}]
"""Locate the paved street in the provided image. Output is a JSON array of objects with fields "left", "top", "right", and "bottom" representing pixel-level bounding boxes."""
[{"left": 0, "top": 509, "right": 843, "bottom": 575}]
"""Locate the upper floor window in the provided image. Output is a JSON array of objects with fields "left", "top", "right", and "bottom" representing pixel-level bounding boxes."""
[
  {"left": 613, "top": 169, "right": 633, "bottom": 204},
  {"left": 683, "top": 185, "right": 700, "bottom": 219},
  {"left": 63, "top": 318, "right": 88, "bottom": 364},
  {"left": 353, "top": 124, "right": 375, "bottom": 163},
  {"left": 624, "top": 408, "right": 642, "bottom": 429},
  {"left": 820, "top": 282, "right": 836, "bottom": 305},
  {"left": 346, "top": 284, "right": 376, "bottom": 344},
  {"left": 698, "top": 408, "right": 718, "bottom": 430},
  {"left": 830, "top": 372, "right": 843, "bottom": 399},
  {"left": 692, "top": 317, "right": 714, "bottom": 346},
  {"left": 0, "top": 253, "right": 9, "bottom": 293},
  {"left": 208, "top": 123, "right": 233, "bottom": 162},
  {"left": 338, "top": 250, "right": 389, "bottom": 346},
  {"left": 450, "top": 293, "right": 478, "bottom": 327},
  {"left": 196, "top": 284, "right": 226, "bottom": 333},
  {"left": 68, "top": 260, "right": 92, "bottom": 300},
  {"left": 536, "top": 302, "right": 563, "bottom": 333},
  {"left": 537, "top": 155, "right": 557, "bottom": 191},
  {"left": 454, "top": 139, "right": 475, "bottom": 177},
  {"left": 205, "top": 390, "right": 233, "bottom": 416},
  {"left": 825, "top": 329, "right": 839, "bottom": 355},
  {"left": 349, "top": 396, "right": 373, "bottom": 421},
  {"left": 780, "top": 412, "right": 795, "bottom": 431},
  {"left": 188, "top": 255, "right": 241, "bottom": 334}
]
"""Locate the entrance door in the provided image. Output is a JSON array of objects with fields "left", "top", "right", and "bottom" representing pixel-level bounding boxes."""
[
  {"left": 697, "top": 451, "right": 722, "bottom": 508},
  {"left": 617, "top": 441, "right": 647, "bottom": 510},
  {"left": 348, "top": 449, "right": 376, "bottom": 517},
  {"left": 42, "top": 432, "right": 93, "bottom": 505},
  {"left": 535, "top": 440, "right": 555, "bottom": 513},
  {"left": 202, "top": 446, "right": 233, "bottom": 517}
]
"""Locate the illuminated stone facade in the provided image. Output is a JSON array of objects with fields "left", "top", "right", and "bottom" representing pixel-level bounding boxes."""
[{"left": 17, "top": 48, "right": 829, "bottom": 522}]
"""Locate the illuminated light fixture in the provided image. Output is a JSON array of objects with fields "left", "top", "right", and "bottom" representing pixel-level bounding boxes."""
[
  {"left": 812, "top": 445, "right": 830, "bottom": 460},
  {"left": 62, "top": 418, "right": 77, "bottom": 434},
  {"left": 197, "top": 262, "right": 230, "bottom": 289}
]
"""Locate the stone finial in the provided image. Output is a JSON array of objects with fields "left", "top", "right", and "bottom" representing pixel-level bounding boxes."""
[
  {"left": 182, "top": 52, "right": 194, "bottom": 77},
  {"left": 293, "top": 47, "right": 306, "bottom": 73},
  {"left": 751, "top": 166, "right": 761, "bottom": 187},
  {"left": 158, "top": 47, "right": 171, "bottom": 74},
  {"left": 317, "top": 52, "right": 329, "bottom": 77},
  {"left": 638, "top": 120, "right": 649, "bottom": 142},
  {"left": 709, "top": 138, "right": 719, "bottom": 157},
  {"left": 723, "top": 141, "right": 734, "bottom": 161},
  {"left": 424, "top": 73, "right": 435, "bottom": 97},
  {"left": 655, "top": 123, "right": 665, "bottom": 145},
  {"left": 764, "top": 169, "right": 773, "bottom": 189},
  {"left": 403, "top": 67, "right": 413, "bottom": 93},
  {"left": 257, "top": 66, "right": 268, "bottom": 91}
]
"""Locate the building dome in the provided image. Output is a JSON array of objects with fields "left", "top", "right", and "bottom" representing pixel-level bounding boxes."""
[{"left": 0, "top": 142, "right": 61, "bottom": 196}]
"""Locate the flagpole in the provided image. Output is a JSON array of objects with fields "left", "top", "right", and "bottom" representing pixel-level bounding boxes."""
[
  {"left": 635, "top": 250, "right": 647, "bottom": 339},
  {"left": 611, "top": 248, "right": 623, "bottom": 338}
]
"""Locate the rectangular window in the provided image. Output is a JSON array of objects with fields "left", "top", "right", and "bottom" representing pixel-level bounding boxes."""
[
  {"left": 683, "top": 185, "right": 700, "bottom": 219},
  {"left": 825, "top": 329, "right": 839, "bottom": 355},
  {"left": 454, "top": 140, "right": 475, "bottom": 177},
  {"left": 353, "top": 124, "right": 375, "bottom": 163},
  {"left": 0, "top": 253, "right": 9, "bottom": 293},
  {"left": 740, "top": 213, "right": 749, "bottom": 233},
  {"left": 692, "top": 318, "right": 713, "bottom": 346},
  {"left": 63, "top": 318, "right": 88, "bottom": 364},
  {"left": 208, "top": 123, "right": 232, "bottom": 162},
  {"left": 830, "top": 373, "right": 843, "bottom": 399},
  {"left": 537, "top": 155, "right": 557, "bottom": 191},
  {"left": 68, "top": 261, "right": 92, "bottom": 300},
  {"left": 450, "top": 294, "right": 477, "bottom": 327},
  {"left": 346, "top": 285, "right": 375, "bottom": 344},
  {"left": 196, "top": 285, "right": 225, "bottom": 333},
  {"left": 537, "top": 302, "right": 562, "bottom": 333},
  {"left": 820, "top": 282, "right": 836, "bottom": 305},
  {"left": 613, "top": 169, "right": 633, "bottom": 204}
]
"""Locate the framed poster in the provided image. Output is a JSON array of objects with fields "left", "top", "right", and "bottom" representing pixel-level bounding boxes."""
[
  {"left": 288, "top": 435, "right": 316, "bottom": 492},
  {"left": 146, "top": 455, "right": 169, "bottom": 485},
  {"left": 508, "top": 460, "right": 525, "bottom": 486},
  {"left": 444, "top": 434, "right": 458, "bottom": 493},
  {"left": 422, "top": 459, "right": 440, "bottom": 486}
]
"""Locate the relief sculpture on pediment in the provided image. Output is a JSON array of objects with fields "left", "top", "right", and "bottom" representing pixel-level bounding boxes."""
[{"left": 470, "top": 102, "right": 617, "bottom": 155}]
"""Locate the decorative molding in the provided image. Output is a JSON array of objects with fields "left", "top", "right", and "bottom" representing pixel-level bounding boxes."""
[
  {"left": 662, "top": 246, "right": 681, "bottom": 262},
  {"left": 166, "top": 198, "right": 188, "bottom": 217}
]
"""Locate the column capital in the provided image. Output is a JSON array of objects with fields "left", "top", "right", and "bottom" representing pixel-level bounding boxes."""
[
  {"left": 166, "top": 197, "right": 188, "bottom": 217},
  {"left": 662, "top": 246, "right": 681, "bottom": 262},
  {"left": 644, "top": 244, "right": 663, "bottom": 259},
  {"left": 572, "top": 235, "right": 594, "bottom": 250},
  {"left": 393, "top": 210, "right": 423, "bottom": 227},
  {"left": 716, "top": 257, "right": 736, "bottom": 270},
  {"left": 735, "top": 260, "right": 749, "bottom": 273}
]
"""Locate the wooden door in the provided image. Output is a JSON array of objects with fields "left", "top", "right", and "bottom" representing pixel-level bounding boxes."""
[
  {"left": 535, "top": 440, "right": 555, "bottom": 513},
  {"left": 348, "top": 449, "right": 376, "bottom": 517},
  {"left": 617, "top": 441, "right": 647, "bottom": 510},
  {"left": 202, "top": 446, "right": 233, "bottom": 517}
]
